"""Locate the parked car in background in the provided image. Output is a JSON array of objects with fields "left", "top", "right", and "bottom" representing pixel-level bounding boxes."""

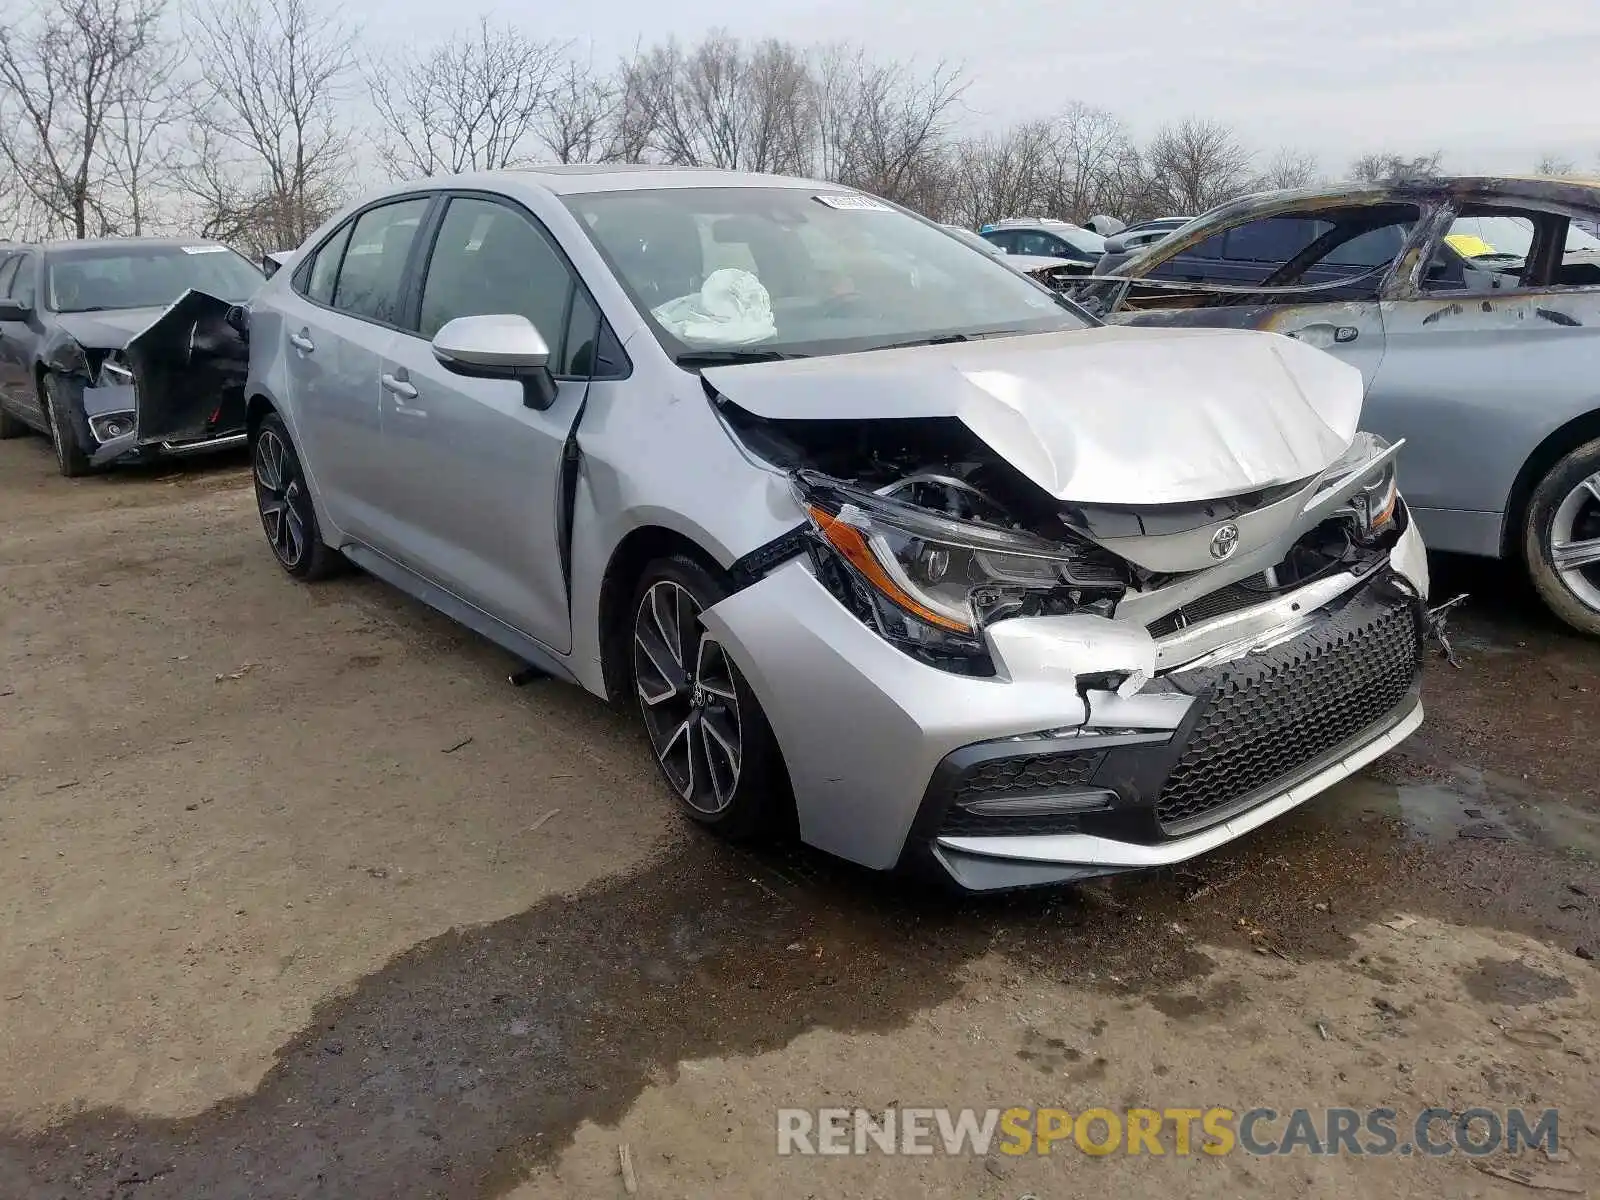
[
  {"left": 980, "top": 218, "right": 1106, "bottom": 274},
  {"left": 216, "top": 165, "right": 1427, "bottom": 892},
  {"left": 1074, "top": 176, "right": 1600, "bottom": 636},
  {"left": 1095, "top": 216, "right": 1193, "bottom": 275},
  {"left": 940, "top": 224, "right": 1082, "bottom": 290},
  {"left": 0, "top": 238, "right": 263, "bottom": 476}
]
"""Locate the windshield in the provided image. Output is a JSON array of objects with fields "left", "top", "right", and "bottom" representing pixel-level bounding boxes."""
[
  {"left": 564, "top": 188, "right": 1089, "bottom": 361},
  {"left": 942, "top": 225, "right": 1005, "bottom": 258},
  {"left": 1446, "top": 215, "right": 1600, "bottom": 262},
  {"left": 1055, "top": 226, "right": 1107, "bottom": 256},
  {"left": 46, "top": 244, "right": 264, "bottom": 313}
]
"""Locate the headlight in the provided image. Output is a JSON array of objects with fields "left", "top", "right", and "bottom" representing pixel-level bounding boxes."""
[
  {"left": 1324, "top": 432, "right": 1399, "bottom": 535},
  {"left": 795, "top": 472, "right": 1125, "bottom": 674}
]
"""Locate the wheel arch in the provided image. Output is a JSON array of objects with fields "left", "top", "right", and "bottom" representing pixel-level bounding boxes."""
[
  {"left": 596, "top": 524, "right": 727, "bottom": 707},
  {"left": 244, "top": 392, "right": 278, "bottom": 440},
  {"left": 1501, "top": 408, "right": 1600, "bottom": 561}
]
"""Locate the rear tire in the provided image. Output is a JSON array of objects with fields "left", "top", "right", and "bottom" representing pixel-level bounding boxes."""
[
  {"left": 629, "top": 553, "right": 788, "bottom": 840},
  {"left": 41, "top": 374, "right": 95, "bottom": 477},
  {"left": 252, "top": 411, "right": 343, "bottom": 581},
  {"left": 1523, "top": 437, "right": 1600, "bottom": 637}
]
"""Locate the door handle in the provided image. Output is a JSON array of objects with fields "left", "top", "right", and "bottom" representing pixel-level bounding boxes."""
[
  {"left": 289, "top": 330, "right": 315, "bottom": 353},
  {"left": 381, "top": 372, "right": 418, "bottom": 401},
  {"left": 1333, "top": 326, "right": 1359, "bottom": 343}
]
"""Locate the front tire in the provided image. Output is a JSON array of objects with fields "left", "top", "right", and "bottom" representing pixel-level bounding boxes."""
[
  {"left": 630, "top": 554, "right": 785, "bottom": 840},
  {"left": 42, "top": 374, "right": 95, "bottom": 477},
  {"left": 1523, "top": 437, "right": 1600, "bottom": 637},
  {"left": 252, "top": 412, "right": 342, "bottom": 580}
]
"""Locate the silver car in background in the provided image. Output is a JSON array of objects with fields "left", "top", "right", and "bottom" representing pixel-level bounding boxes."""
[{"left": 230, "top": 166, "right": 1429, "bottom": 892}]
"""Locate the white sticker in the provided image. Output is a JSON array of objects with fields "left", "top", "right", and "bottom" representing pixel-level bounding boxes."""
[
  {"left": 180, "top": 244, "right": 229, "bottom": 254},
  {"left": 813, "top": 193, "right": 892, "bottom": 211}
]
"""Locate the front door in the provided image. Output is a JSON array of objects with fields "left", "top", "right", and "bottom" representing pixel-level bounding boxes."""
[{"left": 375, "top": 194, "right": 592, "bottom": 654}]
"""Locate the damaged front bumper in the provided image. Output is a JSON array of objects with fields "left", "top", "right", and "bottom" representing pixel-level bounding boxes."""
[
  {"left": 81, "top": 290, "right": 249, "bottom": 466},
  {"left": 701, "top": 512, "right": 1429, "bottom": 892}
]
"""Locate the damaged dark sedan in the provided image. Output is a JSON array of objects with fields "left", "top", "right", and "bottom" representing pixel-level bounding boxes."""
[{"left": 0, "top": 238, "right": 261, "bottom": 476}]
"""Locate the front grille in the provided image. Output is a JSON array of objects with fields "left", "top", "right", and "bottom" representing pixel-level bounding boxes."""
[
  {"left": 1147, "top": 580, "right": 1272, "bottom": 638},
  {"left": 1154, "top": 593, "right": 1418, "bottom": 833},
  {"left": 940, "top": 749, "right": 1104, "bottom": 836}
]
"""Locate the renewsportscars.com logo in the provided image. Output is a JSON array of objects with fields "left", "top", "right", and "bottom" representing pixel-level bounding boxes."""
[{"left": 776, "top": 1106, "right": 1561, "bottom": 1158}]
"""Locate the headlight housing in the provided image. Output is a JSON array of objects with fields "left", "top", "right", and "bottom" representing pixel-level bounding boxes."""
[
  {"left": 795, "top": 472, "right": 1126, "bottom": 674},
  {"left": 1323, "top": 432, "right": 1399, "bottom": 536}
]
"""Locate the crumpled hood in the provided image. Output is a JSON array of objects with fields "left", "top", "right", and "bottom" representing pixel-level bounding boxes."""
[
  {"left": 703, "top": 325, "right": 1363, "bottom": 505},
  {"left": 52, "top": 306, "right": 171, "bottom": 349}
]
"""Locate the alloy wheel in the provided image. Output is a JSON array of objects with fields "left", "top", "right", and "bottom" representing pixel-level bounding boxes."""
[
  {"left": 633, "top": 579, "right": 743, "bottom": 815},
  {"left": 254, "top": 428, "right": 309, "bottom": 569},
  {"left": 1550, "top": 471, "right": 1600, "bottom": 613}
]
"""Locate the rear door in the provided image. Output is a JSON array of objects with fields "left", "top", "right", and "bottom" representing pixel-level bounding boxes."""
[
  {"left": 278, "top": 196, "right": 434, "bottom": 544},
  {"left": 373, "top": 193, "right": 598, "bottom": 653}
]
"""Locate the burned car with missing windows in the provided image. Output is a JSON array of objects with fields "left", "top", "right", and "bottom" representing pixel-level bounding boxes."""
[
  {"left": 224, "top": 167, "right": 1429, "bottom": 891},
  {"left": 0, "top": 238, "right": 261, "bottom": 476},
  {"left": 1076, "top": 176, "right": 1600, "bottom": 636}
]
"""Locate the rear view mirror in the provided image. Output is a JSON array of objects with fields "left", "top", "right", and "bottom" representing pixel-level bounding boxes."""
[
  {"left": 0, "top": 300, "right": 30, "bottom": 322},
  {"left": 431, "top": 313, "right": 556, "bottom": 409}
]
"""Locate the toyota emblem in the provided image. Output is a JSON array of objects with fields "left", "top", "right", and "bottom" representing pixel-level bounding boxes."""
[{"left": 1209, "top": 523, "right": 1240, "bottom": 560}]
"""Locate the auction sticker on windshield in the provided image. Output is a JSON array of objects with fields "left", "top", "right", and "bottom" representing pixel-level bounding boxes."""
[
  {"left": 181, "top": 245, "right": 230, "bottom": 254},
  {"left": 814, "top": 194, "right": 893, "bottom": 211}
]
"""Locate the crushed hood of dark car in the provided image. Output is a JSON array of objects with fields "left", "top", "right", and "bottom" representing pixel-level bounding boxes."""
[{"left": 701, "top": 324, "right": 1363, "bottom": 507}]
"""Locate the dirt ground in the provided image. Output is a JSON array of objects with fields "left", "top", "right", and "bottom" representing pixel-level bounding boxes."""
[{"left": 0, "top": 433, "right": 1596, "bottom": 1199}]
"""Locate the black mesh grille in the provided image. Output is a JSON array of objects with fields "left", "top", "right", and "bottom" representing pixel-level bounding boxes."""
[
  {"left": 1155, "top": 595, "right": 1418, "bottom": 833},
  {"left": 940, "top": 750, "right": 1104, "bottom": 836},
  {"left": 952, "top": 751, "right": 1102, "bottom": 804},
  {"left": 1147, "top": 581, "right": 1272, "bottom": 638}
]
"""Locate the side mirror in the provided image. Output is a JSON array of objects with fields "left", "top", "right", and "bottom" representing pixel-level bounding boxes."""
[
  {"left": 431, "top": 313, "right": 556, "bottom": 409},
  {"left": 0, "top": 300, "right": 30, "bottom": 322},
  {"left": 1103, "top": 235, "right": 1128, "bottom": 255},
  {"left": 261, "top": 251, "right": 294, "bottom": 279}
]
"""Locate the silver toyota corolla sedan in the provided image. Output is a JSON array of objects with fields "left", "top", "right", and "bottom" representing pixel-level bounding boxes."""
[{"left": 222, "top": 166, "right": 1429, "bottom": 891}]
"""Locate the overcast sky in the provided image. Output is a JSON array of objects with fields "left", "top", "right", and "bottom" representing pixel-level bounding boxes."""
[{"left": 364, "top": 0, "right": 1599, "bottom": 176}]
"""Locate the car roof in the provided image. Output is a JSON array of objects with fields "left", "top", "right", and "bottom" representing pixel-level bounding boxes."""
[{"left": 406, "top": 164, "right": 845, "bottom": 197}]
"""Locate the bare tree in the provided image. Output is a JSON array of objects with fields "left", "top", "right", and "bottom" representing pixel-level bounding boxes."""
[
  {"left": 830, "top": 54, "right": 965, "bottom": 209},
  {"left": 1039, "top": 103, "right": 1136, "bottom": 221},
  {"left": 369, "top": 19, "right": 564, "bottom": 178},
  {"left": 1142, "top": 119, "right": 1255, "bottom": 214},
  {"left": 1253, "top": 147, "right": 1321, "bottom": 192},
  {"left": 97, "top": 32, "right": 188, "bottom": 234},
  {"left": 1347, "top": 150, "right": 1443, "bottom": 185},
  {"left": 191, "top": 0, "right": 356, "bottom": 251},
  {"left": 538, "top": 56, "right": 620, "bottom": 164},
  {"left": 1535, "top": 154, "right": 1575, "bottom": 177},
  {"left": 0, "top": 0, "right": 167, "bottom": 238},
  {"left": 621, "top": 34, "right": 815, "bottom": 173}
]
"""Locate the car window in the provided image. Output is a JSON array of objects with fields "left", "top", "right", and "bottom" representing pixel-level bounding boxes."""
[
  {"left": 418, "top": 197, "right": 575, "bottom": 353},
  {"left": 1323, "top": 223, "right": 1408, "bottom": 268},
  {"left": 0, "top": 257, "right": 18, "bottom": 299},
  {"left": 330, "top": 198, "right": 429, "bottom": 325},
  {"left": 1185, "top": 232, "right": 1228, "bottom": 259},
  {"left": 11, "top": 254, "right": 34, "bottom": 306},
  {"left": 306, "top": 221, "right": 353, "bottom": 306},
  {"left": 1223, "top": 217, "right": 1330, "bottom": 263},
  {"left": 1012, "top": 231, "right": 1066, "bottom": 258},
  {"left": 980, "top": 231, "right": 1014, "bottom": 254}
]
